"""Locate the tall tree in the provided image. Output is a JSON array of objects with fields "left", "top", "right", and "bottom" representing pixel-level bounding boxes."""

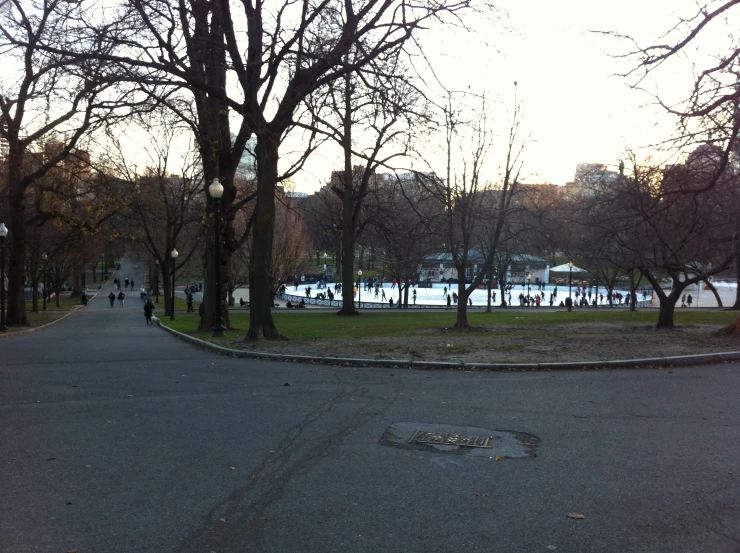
[
  {"left": 40, "top": 0, "right": 477, "bottom": 338},
  {"left": 0, "top": 0, "right": 133, "bottom": 326},
  {"left": 419, "top": 93, "right": 525, "bottom": 328},
  {"left": 624, "top": 1, "right": 740, "bottom": 308}
]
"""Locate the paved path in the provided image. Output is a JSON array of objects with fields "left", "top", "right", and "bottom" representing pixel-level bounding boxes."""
[{"left": 2, "top": 262, "right": 739, "bottom": 553}]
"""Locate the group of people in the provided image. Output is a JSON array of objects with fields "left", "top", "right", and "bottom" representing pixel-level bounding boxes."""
[
  {"left": 112, "top": 277, "right": 135, "bottom": 291},
  {"left": 680, "top": 294, "right": 694, "bottom": 307},
  {"left": 108, "top": 290, "right": 126, "bottom": 307}
]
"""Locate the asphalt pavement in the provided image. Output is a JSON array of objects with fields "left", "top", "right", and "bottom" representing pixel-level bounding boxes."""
[{"left": 1, "top": 264, "right": 739, "bottom": 553}]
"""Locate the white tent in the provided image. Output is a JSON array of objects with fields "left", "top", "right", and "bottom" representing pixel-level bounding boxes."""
[{"left": 549, "top": 263, "right": 588, "bottom": 273}]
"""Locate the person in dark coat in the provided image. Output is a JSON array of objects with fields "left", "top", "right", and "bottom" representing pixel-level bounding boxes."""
[
  {"left": 108, "top": 291, "right": 116, "bottom": 307},
  {"left": 144, "top": 298, "right": 155, "bottom": 325},
  {"left": 118, "top": 291, "right": 125, "bottom": 307}
]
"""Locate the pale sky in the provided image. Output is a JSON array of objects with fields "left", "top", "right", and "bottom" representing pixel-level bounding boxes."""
[{"left": 289, "top": 0, "right": 728, "bottom": 192}]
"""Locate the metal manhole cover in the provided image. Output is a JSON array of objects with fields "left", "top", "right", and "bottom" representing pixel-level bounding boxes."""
[
  {"left": 380, "top": 422, "right": 540, "bottom": 459},
  {"left": 410, "top": 430, "right": 492, "bottom": 448}
]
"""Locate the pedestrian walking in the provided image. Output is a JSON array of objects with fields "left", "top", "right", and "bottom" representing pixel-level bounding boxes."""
[
  {"left": 381, "top": 289, "right": 386, "bottom": 301},
  {"left": 131, "top": 279, "right": 135, "bottom": 290},
  {"left": 144, "top": 298, "right": 155, "bottom": 325},
  {"left": 681, "top": 294, "right": 686, "bottom": 307},
  {"left": 108, "top": 291, "right": 115, "bottom": 307},
  {"left": 687, "top": 294, "right": 693, "bottom": 307},
  {"left": 446, "top": 294, "right": 451, "bottom": 309},
  {"left": 124, "top": 278, "right": 129, "bottom": 289},
  {"left": 443, "top": 286, "right": 447, "bottom": 296},
  {"left": 413, "top": 289, "right": 417, "bottom": 305},
  {"left": 118, "top": 291, "right": 125, "bottom": 307}
]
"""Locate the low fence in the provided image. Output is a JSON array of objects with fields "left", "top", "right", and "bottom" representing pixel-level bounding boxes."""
[{"left": 279, "top": 292, "right": 654, "bottom": 310}]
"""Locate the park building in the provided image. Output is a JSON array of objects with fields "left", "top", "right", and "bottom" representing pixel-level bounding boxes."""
[{"left": 417, "top": 249, "right": 549, "bottom": 285}]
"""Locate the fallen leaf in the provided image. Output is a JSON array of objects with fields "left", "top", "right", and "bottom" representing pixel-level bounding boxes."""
[
  {"left": 219, "top": 517, "right": 226, "bottom": 523},
  {"left": 229, "top": 466, "right": 236, "bottom": 470},
  {"left": 567, "top": 513, "right": 585, "bottom": 520},
  {"left": 127, "top": 394, "right": 135, "bottom": 398},
  {"left": 283, "top": 382, "right": 291, "bottom": 387},
  {"left": 495, "top": 456, "right": 502, "bottom": 461},
  {"left": 47, "top": 457, "right": 56, "bottom": 461}
]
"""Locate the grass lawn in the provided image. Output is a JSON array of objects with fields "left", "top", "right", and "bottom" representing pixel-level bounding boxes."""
[
  {"left": 25, "top": 293, "right": 83, "bottom": 311},
  {"left": 2, "top": 310, "right": 72, "bottom": 335},
  {"left": 160, "top": 308, "right": 740, "bottom": 342}
]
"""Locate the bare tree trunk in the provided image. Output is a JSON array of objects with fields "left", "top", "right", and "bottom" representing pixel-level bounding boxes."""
[
  {"left": 454, "top": 278, "right": 470, "bottom": 328},
  {"left": 198, "top": 201, "right": 232, "bottom": 331},
  {"left": 656, "top": 296, "right": 677, "bottom": 329},
  {"left": 705, "top": 279, "right": 723, "bottom": 307},
  {"left": 337, "top": 74, "right": 359, "bottom": 317},
  {"left": 31, "top": 277, "right": 39, "bottom": 313},
  {"left": 732, "top": 250, "right": 740, "bottom": 309},
  {"left": 6, "top": 176, "right": 29, "bottom": 326},
  {"left": 246, "top": 134, "right": 282, "bottom": 340}
]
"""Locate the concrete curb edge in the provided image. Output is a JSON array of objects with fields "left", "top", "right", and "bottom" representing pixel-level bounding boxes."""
[{"left": 156, "top": 322, "right": 740, "bottom": 371}]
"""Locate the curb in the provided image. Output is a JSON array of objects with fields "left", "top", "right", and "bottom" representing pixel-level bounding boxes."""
[
  {"left": 0, "top": 309, "right": 79, "bottom": 338},
  {"left": 156, "top": 322, "right": 740, "bottom": 371}
]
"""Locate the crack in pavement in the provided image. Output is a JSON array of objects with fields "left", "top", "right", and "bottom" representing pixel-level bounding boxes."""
[{"left": 173, "top": 377, "right": 405, "bottom": 552}]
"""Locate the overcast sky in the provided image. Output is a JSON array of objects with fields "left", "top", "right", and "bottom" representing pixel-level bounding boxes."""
[{"left": 289, "top": 0, "right": 727, "bottom": 192}]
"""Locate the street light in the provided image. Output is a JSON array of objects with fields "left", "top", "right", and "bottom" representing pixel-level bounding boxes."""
[
  {"left": 41, "top": 253, "right": 47, "bottom": 311},
  {"left": 101, "top": 253, "right": 106, "bottom": 281},
  {"left": 170, "top": 247, "right": 179, "bottom": 320},
  {"left": 0, "top": 223, "right": 7, "bottom": 332},
  {"left": 209, "top": 179, "right": 226, "bottom": 337},
  {"left": 527, "top": 272, "right": 532, "bottom": 297},
  {"left": 155, "top": 259, "right": 159, "bottom": 303},
  {"left": 568, "top": 261, "right": 574, "bottom": 312},
  {"left": 358, "top": 269, "right": 363, "bottom": 306}
]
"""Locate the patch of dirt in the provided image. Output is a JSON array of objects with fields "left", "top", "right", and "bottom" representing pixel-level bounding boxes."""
[{"left": 215, "top": 322, "right": 740, "bottom": 364}]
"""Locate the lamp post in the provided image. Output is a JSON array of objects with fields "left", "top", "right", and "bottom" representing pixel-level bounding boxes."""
[
  {"left": 42, "top": 253, "right": 47, "bottom": 311},
  {"left": 358, "top": 269, "right": 362, "bottom": 306},
  {"left": 155, "top": 260, "right": 159, "bottom": 303},
  {"left": 170, "top": 248, "right": 179, "bottom": 320},
  {"left": 568, "top": 262, "right": 574, "bottom": 312},
  {"left": 0, "top": 223, "right": 7, "bottom": 331},
  {"left": 527, "top": 273, "right": 532, "bottom": 297},
  {"left": 101, "top": 253, "right": 106, "bottom": 281},
  {"left": 209, "top": 179, "right": 226, "bottom": 337}
]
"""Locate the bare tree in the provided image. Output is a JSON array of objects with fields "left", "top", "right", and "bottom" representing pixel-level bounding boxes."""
[
  {"left": 38, "top": 0, "right": 478, "bottom": 339},
  {"left": 581, "top": 155, "right": 737, "bottom": 328},
  {"left": 419, "top": 93, "right": 525, "bottom": 328},
  {"left": 102, "top": 111, "right": 206, "bottom": 319},
  {"left": 621, "top": 1, "right": 740, "bottom": 308},
  {"left": 0, "top": 0, "right": 137, "bottom": 326}
]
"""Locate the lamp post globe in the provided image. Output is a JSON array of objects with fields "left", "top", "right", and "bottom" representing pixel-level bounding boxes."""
[
  {"left": 209, "top": 179, "right": 226, "bottom": 337},
  {"left": 170, "top": 248, "right": 179, "bottom": 320},
  {"left": 0, "top": 223, "right": 8, "bottom": 331},
  {"left": 568, "top": 262, "right": 574, "bottom": 312},
  {"left": 357, "top": 269, "right": 363, "bottom": 306}
]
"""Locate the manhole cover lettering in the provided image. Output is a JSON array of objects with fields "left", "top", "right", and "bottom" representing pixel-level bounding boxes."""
[
  {"left": 410, "top": 430, "right": 492, "bottom": 448},
  {"left": 380, "top": 422, "right": 540, "bottom": 459}
]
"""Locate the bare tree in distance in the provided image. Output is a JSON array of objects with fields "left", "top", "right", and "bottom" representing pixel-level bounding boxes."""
[
  {"left": 612, "top": 2, "right": 740, "bottom": 307},
  {"left": 102, "top": 112, "right": 206, "bottom": 319},
  {"left": 0, "top": 0, "right": 142, "bottom": 326},
  {"left": 417, "top": 91, "right": 526, "bottom": 328},
  {"left": 299, "top": 45, "right": 432, "bottom": 316},
  {"left": 581, "top": 154, "right": 737, "bottom": 328}
]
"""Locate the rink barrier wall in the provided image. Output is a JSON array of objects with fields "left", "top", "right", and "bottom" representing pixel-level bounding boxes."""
[
  {"left": 278, "top": 292, "right": 653, "bottom": 309},
  {"left": 156, "top": 322, "right": 740, "bottom": 371}
]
